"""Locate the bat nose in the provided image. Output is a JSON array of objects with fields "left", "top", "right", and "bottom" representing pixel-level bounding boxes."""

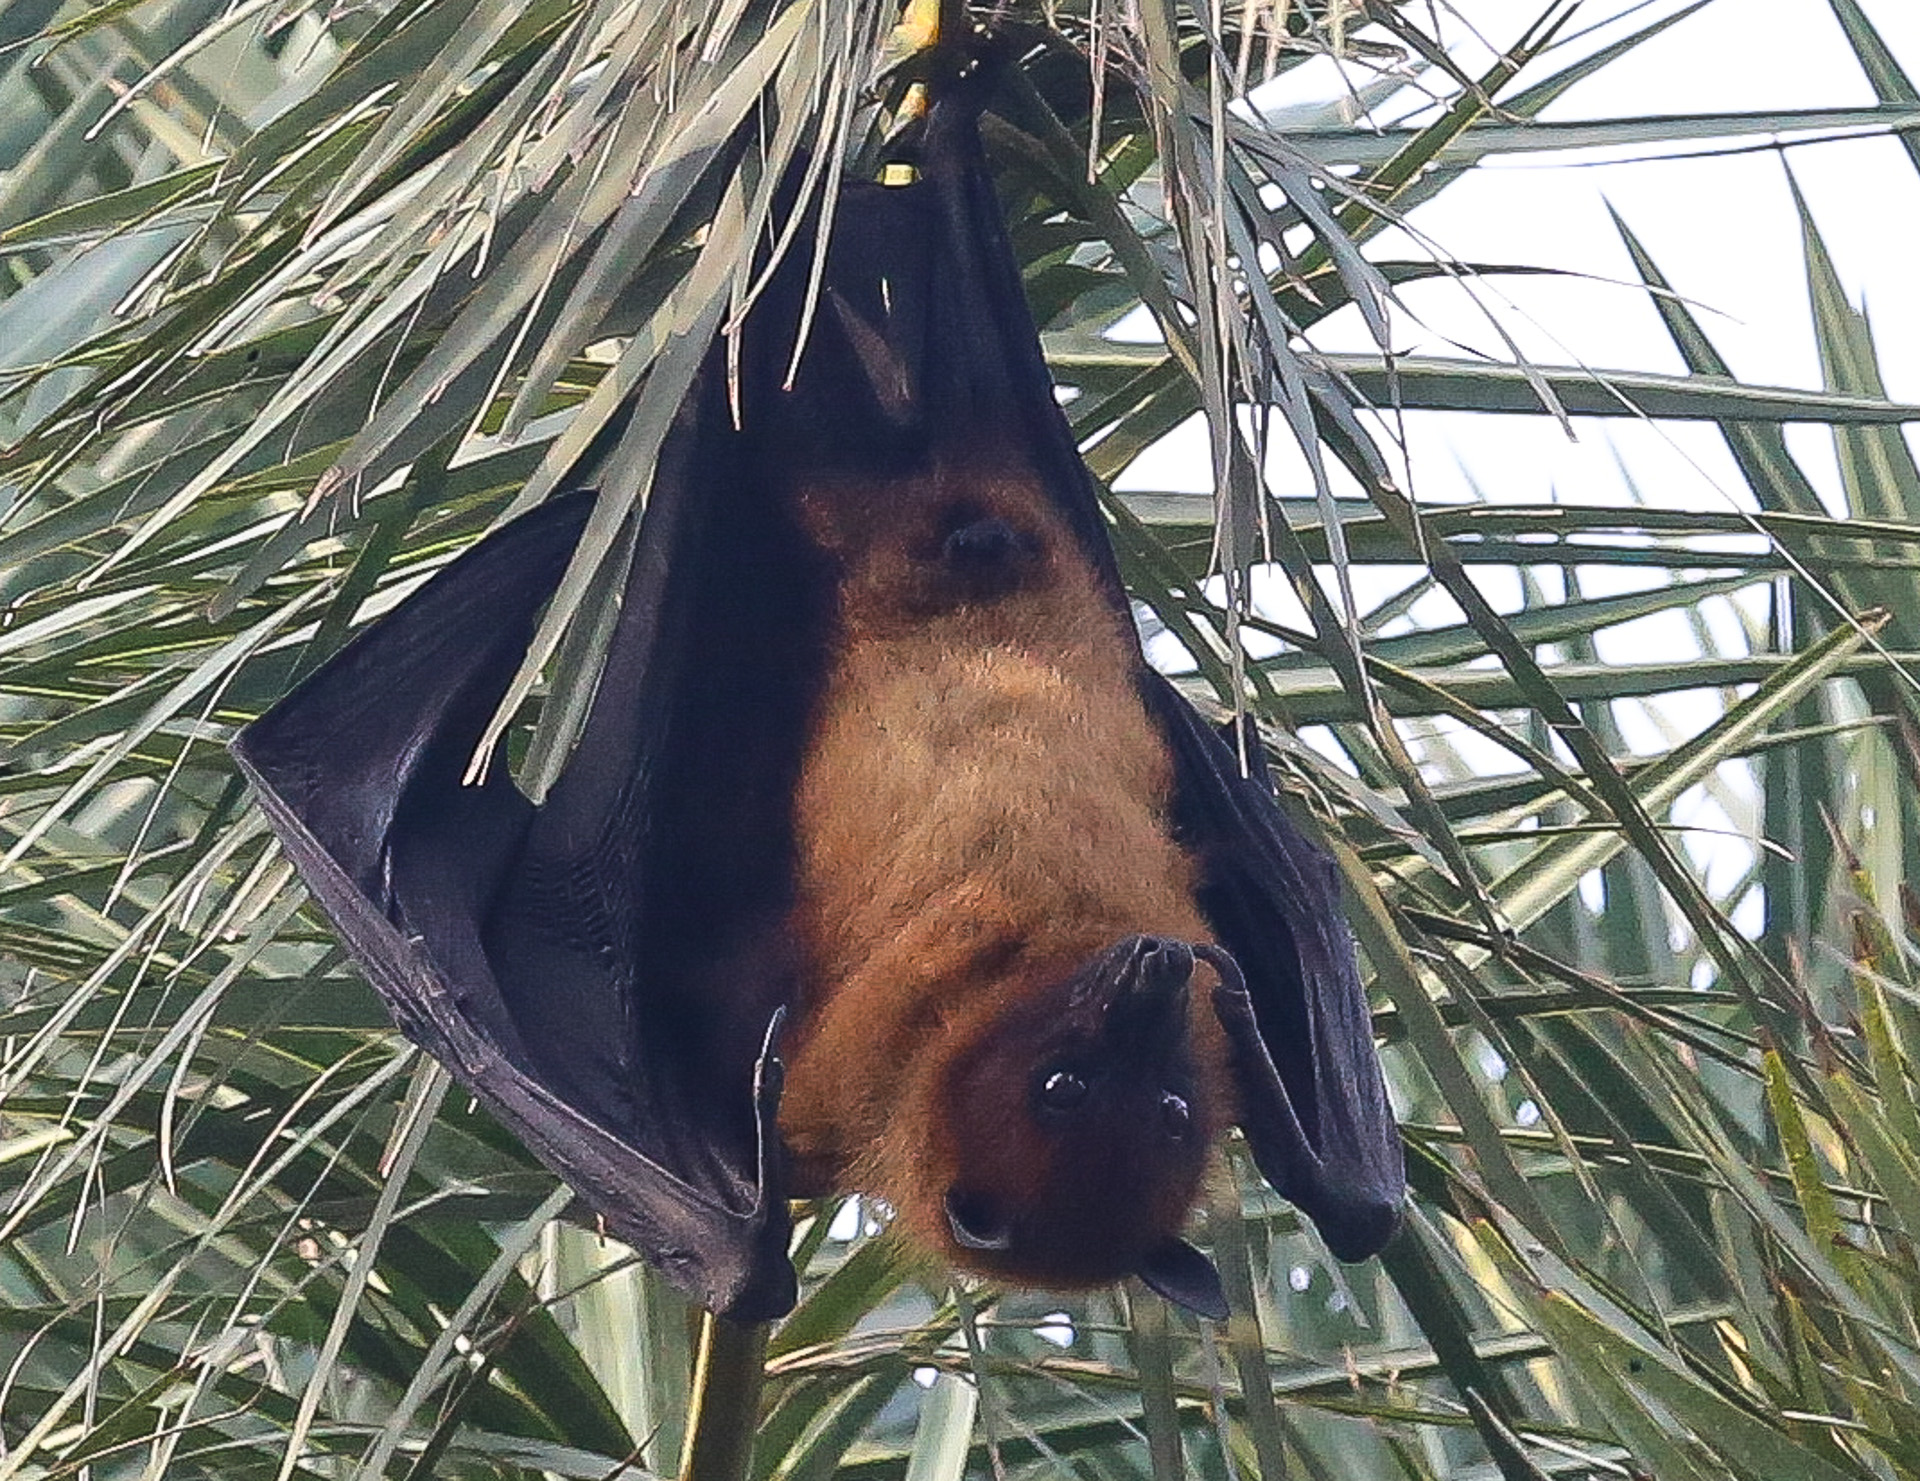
[
  {"left": 1135, "top": 936, "right": 1195, "bottom": 996},
  {"left": 1106, "top": 935, "right": 1195, "bottom": 1041}
]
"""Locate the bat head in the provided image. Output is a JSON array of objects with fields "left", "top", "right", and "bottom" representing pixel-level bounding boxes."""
[{"left": 931, "top": 934, "right": 1224, "bottom": 1300}]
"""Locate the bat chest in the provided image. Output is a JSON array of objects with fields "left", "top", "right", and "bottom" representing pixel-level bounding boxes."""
[{"left": 775, "top": 483, "right": 1214, "bottom": 1199}]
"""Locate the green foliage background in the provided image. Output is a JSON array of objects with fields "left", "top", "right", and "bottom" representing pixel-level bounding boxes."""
[{"left": 1, "top": 0, "right": 1918, "bottom": 1476}]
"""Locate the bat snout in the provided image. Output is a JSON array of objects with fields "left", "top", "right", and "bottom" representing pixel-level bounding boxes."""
[
  {"left": 1101, "top": 935, "right": 1198, "bottom": 1046},
  {"left": 1132, "top": 935, "right": 1195, "bottom": 993}
]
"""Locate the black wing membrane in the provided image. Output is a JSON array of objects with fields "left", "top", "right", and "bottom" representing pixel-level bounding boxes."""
[
  {"left": 1149, "top": 686, "right": 1406, "bottom": 1259},
  {"left": 235, "top": 421, "right": 805, "bottom": 1324},
  {"left": 235, "top": 94, "right": 1401, "bottom": 1323}
]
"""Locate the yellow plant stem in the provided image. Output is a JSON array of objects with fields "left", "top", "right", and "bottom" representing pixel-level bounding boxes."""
[{"left": 678, "top": 1313, "right": 770, "bottom": 1481}]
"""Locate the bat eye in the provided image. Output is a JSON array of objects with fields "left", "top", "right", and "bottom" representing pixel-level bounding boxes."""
[
  {"left": 1161, "top": 1091, "right": 1192, "bottom": 1138},
  {"left": 1040, "top": 1068, "right": 1089, "bottom": 1110}
]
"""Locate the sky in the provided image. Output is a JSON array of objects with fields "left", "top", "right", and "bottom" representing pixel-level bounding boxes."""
[
  {"left": 1118, "top": 0, "right": 1920, "bottom": 642},
  {"left": 1373, "top": 0, "right": 1920, "bottom": 518},
  {"left": 1378, "top": 0, "right": 1920, "bottom": 383},
  {"left": 1124, "top": 0, "right": 1920, "bottom": 517}
]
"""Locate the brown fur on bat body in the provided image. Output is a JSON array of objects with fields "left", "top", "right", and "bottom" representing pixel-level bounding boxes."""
[{"left": 776, "top": 451, "right": 1233, "bottom": 1291}]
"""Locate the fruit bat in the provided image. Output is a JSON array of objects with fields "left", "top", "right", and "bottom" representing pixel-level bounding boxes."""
[{"left": 232, "top": 98, "right": 1404, "bottom": 1323}]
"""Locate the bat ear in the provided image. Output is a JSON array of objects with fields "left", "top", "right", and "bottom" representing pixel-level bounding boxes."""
[
  {"left": 945, "top": 1187, "right": 1014, "bottom": 1251},
  {"left": 1137, "top": 1238, "right": 1229, "bottom": 1320}
]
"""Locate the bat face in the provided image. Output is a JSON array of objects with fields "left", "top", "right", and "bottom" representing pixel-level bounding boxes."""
[{"left": 935, "top": 936, "right": 1219, "bottom": 1287}]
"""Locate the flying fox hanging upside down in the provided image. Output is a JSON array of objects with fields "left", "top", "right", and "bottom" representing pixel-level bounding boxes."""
[
  {"left": 777, "top": 455, "right": 1232, "bottom": 1297},
  {"left": 232, "top": 97, "right": 1404, "bottom": 1322}
]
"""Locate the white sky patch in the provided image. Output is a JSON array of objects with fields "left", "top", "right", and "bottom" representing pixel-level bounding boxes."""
[
  {"left": 1295, "top": 0, "right": 1920, "bottom": 503},
  {"left": 1121, "top": 0, "right": 1919, "bottom": 589},
  {"left": 1033, "top": 1313, "right": 1076, "bottom": 1348},
  {"left": 827, "top": 1197, "right": 862, "bottom": 1242}
]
